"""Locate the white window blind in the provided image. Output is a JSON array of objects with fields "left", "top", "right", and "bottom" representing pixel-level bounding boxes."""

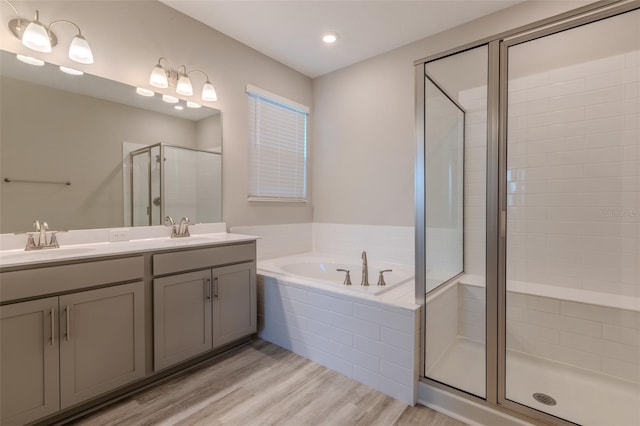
[{"left": 247, "top": 85, "right": 308, "bottom": 202}]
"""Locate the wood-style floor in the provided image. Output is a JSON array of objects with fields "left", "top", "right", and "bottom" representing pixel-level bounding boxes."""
[{"left": 71, "top": 339, "right": 466, "bottom": 426}]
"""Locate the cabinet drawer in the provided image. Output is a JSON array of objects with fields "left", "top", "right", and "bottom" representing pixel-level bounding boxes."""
[
  {"left": 0, "top": 257, "right": 144, "bottom": 303},
  {"left": 153, "top": 242, "right": 255, "bottom": 276}
]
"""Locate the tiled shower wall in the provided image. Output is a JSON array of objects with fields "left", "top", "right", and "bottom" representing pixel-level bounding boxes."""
[
  {"left": 461, "top": 50, "right": 639, "bottom": 296},
  {"left": 506, "top": 49, "right": 640, "bottom": 296}
]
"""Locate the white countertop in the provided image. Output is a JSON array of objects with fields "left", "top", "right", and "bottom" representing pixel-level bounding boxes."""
[{"left": 0, "top": 232, "right": 258, "bottom": 269}]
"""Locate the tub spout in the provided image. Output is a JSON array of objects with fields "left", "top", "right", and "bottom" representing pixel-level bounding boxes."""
[{"left": 361, "top": 250, "right": 369, "bottom": 286}]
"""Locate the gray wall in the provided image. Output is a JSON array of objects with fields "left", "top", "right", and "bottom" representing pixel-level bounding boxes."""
[
  {"left": 0, "top": 1, "right": 313, "bottom": 229},
  {"left": 311, "top": 0, "right": 594, "bottom": 226}
]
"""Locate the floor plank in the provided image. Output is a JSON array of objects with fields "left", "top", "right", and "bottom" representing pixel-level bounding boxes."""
[{"left": 71, "top": 339, "right": 466, "bottom": 426}]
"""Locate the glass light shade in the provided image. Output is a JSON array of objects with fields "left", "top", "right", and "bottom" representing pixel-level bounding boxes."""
[
  {"left": 202, "top": 81, "right": 217, "bottom": 101},
  {"left": 176, "top": 74, "right": 193, "bottom": 96},
  {"left": 150, "top": 64, "right": 169, "bottom": 88},
  {"left": 16, "top": 54, "right": 44, "bottom": 66},
  {"left": 162, "top": 94, "right": 179, "bottom": 104},
  {"left": 136, "top": 87, "right": 155, "bottom": 97},
  {"left": 186, "top": 101, "right": 202, "bottom": 109},
  {"left": 59, "top": 66, "right": 83, "bottom": 75},
  {"left": 68, "top": 35, "right": 94, "bottom": 64},
  {"left": 22, "top": 20, "right": 52, "bottom": 53}
]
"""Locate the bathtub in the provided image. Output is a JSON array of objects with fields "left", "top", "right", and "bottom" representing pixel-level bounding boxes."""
[{"left": 258, "top": 252, "right": 414, "bottom": 296}]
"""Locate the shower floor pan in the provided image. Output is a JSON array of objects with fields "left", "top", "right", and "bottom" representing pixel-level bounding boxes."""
[{"left": 427, "top": 337, "right": 640, "bottom": 426}]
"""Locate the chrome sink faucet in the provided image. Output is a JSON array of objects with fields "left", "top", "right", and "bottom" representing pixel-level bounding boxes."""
[
  {"left": 25, "top": 220, "right": 60, "bottom": 250},
  {"left": 361, "top": 250, "right": 369, "bottom": 286},
  {"left": 178, "top": 217, "right": 190, "bottom": 237},
  {"left": 165, "top": 215, "right": 190, "bottom": 238}
]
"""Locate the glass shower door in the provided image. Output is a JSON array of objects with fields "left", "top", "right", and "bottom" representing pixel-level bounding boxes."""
[
  {"left": 503, "top": 8, "right": 640, "bottom": 424},
  {"left": 422, "top": 45, "right": 488, "bottom": 398}
]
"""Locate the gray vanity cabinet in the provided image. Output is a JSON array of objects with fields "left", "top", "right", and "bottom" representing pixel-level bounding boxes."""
[
  {"left": 59, "top": 282, "right": 146, "bottom": 408},
  {"left": 0, "top": 281, "right": 145, "bottom": 424},
  {"left": 153, "top": 270, "right": 213, "bottom": 371},
  {"left": 152, "top": 242, "right": 257, "bottom": 371},
  {"left": 212, "top": 263, "right": 257, "bottom": 348},
  {"left": 0, "top": 298, "right": 60, "bottom": 426}
]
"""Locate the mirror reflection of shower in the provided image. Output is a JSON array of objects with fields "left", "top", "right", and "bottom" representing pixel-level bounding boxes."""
[{"left": 129, "top": 143, "right": 222, "bottom": 226}]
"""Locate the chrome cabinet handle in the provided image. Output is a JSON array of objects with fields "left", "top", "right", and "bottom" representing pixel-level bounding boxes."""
[
  {"left": 214, "top": 277, "right": 219, "bottom": 299},
  {"left": 65, "top": 305, "right": 70, "bottom": 341},
  {"left": 205, "top": 278, "right": 211, "bottom": 300},
  {"left": 50, "top": 308, "right": 55, "bottom": 346}
]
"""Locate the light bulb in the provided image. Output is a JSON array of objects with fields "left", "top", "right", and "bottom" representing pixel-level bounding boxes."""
[
  {"left": 202, "top": 81, "right": 217, "bottom": 102},
  {"left": 68, "top": 34, "right": 93, "bottom": 64},
  {"left": 150, "top": 64, "right": 169, "bottom": 88},
  {"left": 176, "top": 73, "right": 193, "bottom": 96},
  {"left": 21, "top": 15, "right": 52, "bottom": 53},
  {"left": 59, "top": 66, "right": 83, "bottom": 75},
  {"left": 16, "top": 54, "right": 44, "bottom": 66}
]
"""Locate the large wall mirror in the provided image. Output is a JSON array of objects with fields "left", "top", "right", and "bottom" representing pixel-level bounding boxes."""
[{"left": 0, "top": 50, "right": 222, "bottom": 233}]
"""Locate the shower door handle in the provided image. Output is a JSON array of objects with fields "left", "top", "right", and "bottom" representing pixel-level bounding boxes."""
[{"left": 500, "top": 210, "right": 506, "bottom": 239}]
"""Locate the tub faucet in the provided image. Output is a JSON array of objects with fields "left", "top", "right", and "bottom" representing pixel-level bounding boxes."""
[{"left": 361, "top": 250, "right": 369, "bottom": 286}]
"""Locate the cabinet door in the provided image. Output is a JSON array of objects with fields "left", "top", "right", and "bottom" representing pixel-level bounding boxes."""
[
  {"left": 59, "top": 281, "right": 145, "bottom": 409},
  {"left": 0, "top": 297, "right": 60, "bottom": 426},
  {"left": 212, "top": 262, "right": 256, "bottom": 348},
  {"left": 153, "top": 270, "right": 213, "bottom": 371}
]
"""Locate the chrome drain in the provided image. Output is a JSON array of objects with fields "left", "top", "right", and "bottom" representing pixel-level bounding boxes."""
[{"left": 533, "top": 393, "right": 557, "bottom": 406}]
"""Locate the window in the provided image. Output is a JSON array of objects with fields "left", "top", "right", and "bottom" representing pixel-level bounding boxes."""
[{"left": 247, "top": 84, "right": 309, "bottom": 201}]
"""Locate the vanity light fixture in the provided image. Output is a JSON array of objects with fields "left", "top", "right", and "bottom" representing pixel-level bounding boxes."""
[
  {"left": 16, "top": 53, "right": 44, "bottom": 66},
  {"left": 5, "top": 0, "right": 94, "bottom": 64},
  {"left": 149, "top": 57, "right": 218, "bottom": 102}
]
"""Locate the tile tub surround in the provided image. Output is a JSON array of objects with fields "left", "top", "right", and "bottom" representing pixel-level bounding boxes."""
[
  {"left": 258, "top": 273, "right": 420, "bottom": 405},
  {"left": 230, "top": 222, "right": 414, "bottom": 267},
  {"left": 234, "top": 222, "right": 420, "bottom": 403}
]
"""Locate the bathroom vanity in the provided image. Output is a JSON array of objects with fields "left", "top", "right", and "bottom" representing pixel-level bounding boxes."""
[{"left": 0, "top": 233, "right": 257, "bottom": 426}]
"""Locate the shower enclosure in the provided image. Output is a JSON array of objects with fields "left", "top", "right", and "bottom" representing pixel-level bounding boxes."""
[
  {"left": 130, "top": 143, "right": 222, "bottom": 226},
  {"left": 416, "top": 2, "right": 639, "bottom": 425}
]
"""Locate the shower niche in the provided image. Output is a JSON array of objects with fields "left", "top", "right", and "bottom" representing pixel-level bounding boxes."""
[{"left": 129, "top": 143, "right": 222, "bottom": 226}]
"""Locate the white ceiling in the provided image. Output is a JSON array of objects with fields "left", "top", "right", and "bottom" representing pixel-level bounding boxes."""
[{"left": 161, "top": 1, "right": 524, "bottom": 78}]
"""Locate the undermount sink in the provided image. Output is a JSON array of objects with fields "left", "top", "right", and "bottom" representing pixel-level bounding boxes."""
[{"left": 0, "top": 247, "right": 97, "bottom": 260}]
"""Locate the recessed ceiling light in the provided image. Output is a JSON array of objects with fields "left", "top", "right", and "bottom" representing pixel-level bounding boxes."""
[
  {"left": 136, "top": 87, "right": 155, "bottom": 97},
  {"left": 162, "top": 94, "right": 179, "bottom": 104},
  {"left": 174, "top": 105, "right": 184, "bottom": 110},
  {"left": 16, "top": 54, "right": 44, "bottom": 66},
  {"left": 322, "top": 33, "right": 338, "bottom": 44},
  {"left": 59, "top": 66, "right": 83, "bottom": 76},
  {"left": 186, "top": 101, "right": 202, "bottom": 109}
]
